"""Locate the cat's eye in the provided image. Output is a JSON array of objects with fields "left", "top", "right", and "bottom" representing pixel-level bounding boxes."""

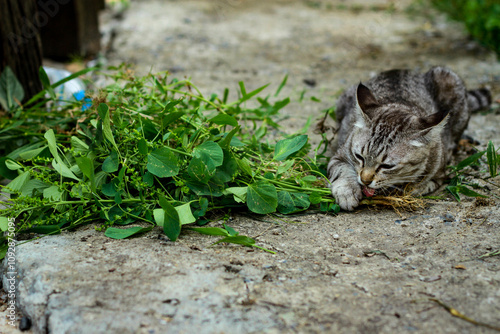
[
  {"left": 377, "top": 163, "right": 395, "bottom": 171},
  {"left": 354, "top": 153, "right": 364, "bottom": 164}
]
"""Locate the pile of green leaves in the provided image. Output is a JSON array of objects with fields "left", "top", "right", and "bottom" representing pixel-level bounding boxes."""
[
  {"left": 430, "top": 0, "right": 500, "bottom": 56},
  {"left": 0, "top": 65, "right": 337, "bottom": 256}
]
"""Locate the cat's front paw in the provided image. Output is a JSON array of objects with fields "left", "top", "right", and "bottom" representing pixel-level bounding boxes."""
[
  {"left": 411, "top": 179, "right": 441, "bottom": 196},
  {"left": 330, "top": 180, "right": 362, "bottom": 211}
]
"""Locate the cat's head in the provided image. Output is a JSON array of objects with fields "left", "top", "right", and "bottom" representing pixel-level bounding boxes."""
[{"left": 347, "top": 83, "right": 448, "bottom": 193}]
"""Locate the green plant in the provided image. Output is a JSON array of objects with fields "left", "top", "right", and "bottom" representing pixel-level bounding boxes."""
[
  {"left": 446, "top": 141, "right": 500, "bottom": 201},
  {"left": 0, "top": 65, "right": 337, "bottom": 258},
  {"left": 430, "top": 0, "right": 500, "bottom": 56}
]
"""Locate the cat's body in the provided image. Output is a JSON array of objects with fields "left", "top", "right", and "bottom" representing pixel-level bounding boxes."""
[{"left": 328, "top": 67, "right": 491, "bottom": 210}]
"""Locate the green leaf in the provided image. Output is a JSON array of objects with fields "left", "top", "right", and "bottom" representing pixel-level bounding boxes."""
[
  {"left": 193, "top": 141, "right": 224, "bottom": 169},
  {"left": 44, "top": 129, "right": 60, "bottom": 161},
  {"left": 446, "top": 185, "right": 461, "bottom": 202},
  {"left": 39, "top": 67, "right": 56, "bottom": 100},
  {"left": 0, "top": 217, "right": 11, "bottom": 232},
  {"left": 277, "top": 160, "right": 294, "bottom": 175},
  {"left": 21, "top": 179, "right": 49, "bottom": 197},
  {"left": 455, "top": 150, "right": 485, "bottom": 170},
  {"left": 175, "top": 203, "right": 196, "bottom": 225},
  {"left": 94, "top": 171, "right": 108, "bottom": 189},
  {"left": 154, "top": 76, "right": 166, "bottom": 94},
  {"left": 6, "top": 140, "right": 43, "bottom": 159},
  {"left": 161, "top": 111, "right": 184, "bottom": 129},
  {"left": 223, "top": 223, "right": 238, "bottom": 236},
  {"left": 52, "top": 158, "right": 80, "bottom": 181},
  {"left": 140, "top": 172, "right": 153, "bottom": 187},
  {"left": 212, "top": 235, "right": 276, "bottom": 254},
  {"left": 158, "top": 195, "right": 181, "bottom": 241},
  {"left": 102, "top": 151, "right": 119, "bottom": 173},
  {"left": 98, "top": 103, "right": 119, "bottom": 152},
  {"left": 0, "top": 66, "right": 24, "bottom": 111},
  {"left": 212, "top": 149, "right": 238, "bottom": 183},
  {"left": 19, "top": 146, "right": 48, "bottom": 160},
  {"left": 230, "top": 137, "right": 245, "bottom": 147},
  {"left": 117, "top": 166, "right": 126, "bottom": 182},
  {"left": 186, "top": 179, "right": 224, "bottom": 197},
  {"left": 275, "top": 73, "right": 288, "bottom": 97},
  {"left": 236, "top": 158, "right": 253, "bottom": 177},
  {"left": 147, "top": 147, "right": 179, "bottom": 178},
  {"left": 23, "top": 225, "right": 61, "bottom": 235},
  {"left": 213, "top": 235, "right": 256, "bottom": 246},
  {"left": 188, "top": 141, "right": 224, "bottom": 182},
  {"left": 153, "top": 208, "right": 164, "bottom": 226},
  {"left": 487, "top": 141, "right": 497, "bottom": 177},
  {"left": 76, "top": 156, "right": 95, "bottom": 191},
  {"left": 0, "top": 157, "right": 18, "bottom": 180},
  {"left": 138, "top": 138, "right": 148, "bottom": 155},
  {"left": 102, "top": 182, "right": 118, "bottom": 197},
  {"left": 320, "top": 202, "right": 340, "bottom": 213},
  {"left": 219, "top": 126, "right": 241, "bottom": 149},
  {"left": 105, "top": 226, "right": 153, "bottom": 239},
  {"left": 277, "top": 191, "right": 310, "bottom": 214},
  {"left": 188, "top": 157, "right": 213, "bottom": 183},
  {"left": 5, "top": 159, "right": 21, "bottom": 170},
  {"left": 186, "top": 227, "right": 230, "bottom": 236},
  {"left": 43, "top": 185, "right": 62, "bottom": 201},
  {"left": 239, "top": 81, "right": 247, "bottom": 96},
  {"left": 274, "top": 135, "right": 308, "bottom": 161},
  {"left": 230, "top": 83, "right": 269, "bottom": 106},
  {"left": 309, "top": 192, "right": 323, "bottom": 205},
  {"left": 301, "top": 175, "right": 317, "bottom": 183},
  {"left": 193, "top": 197, "right": 209, "bottom": 219},
  {"left": 71, "top": 136, "right": 89, "bottom": 154},
  {"left": 457, "top": 185, "right": 487, "bottom": 198},
  {"left": 114, "top": 192, "right": 122, "bottom": 204},
  {"left": 247, "top": 181, "right": 278, "bottom": 214},
  {"left": 224, "top": 187, "right": 248, "bottom": 203},
  {"left": 209, "top": 114, "right": 238, "bottom": 127},
  {"left": 5, "top": 171, "right": 30, "bottom": 193},
  {"left": 254, "top": 125, "right": 267, "bottom": 140}
]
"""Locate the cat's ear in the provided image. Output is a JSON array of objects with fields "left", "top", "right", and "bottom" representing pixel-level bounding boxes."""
[
  {"left": 412, "top": 110, "right": 450, "bottom": 146},
  {"left": 356, "top": 83, "right": 380, "bottom": 115},
  {"left": 354, "top": 83, "right": 379, "bottom": 128}
]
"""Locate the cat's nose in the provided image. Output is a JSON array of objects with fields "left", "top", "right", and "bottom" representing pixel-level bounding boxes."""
[{"left": 360, "top": 169, "right": 375, "bottom": 185}]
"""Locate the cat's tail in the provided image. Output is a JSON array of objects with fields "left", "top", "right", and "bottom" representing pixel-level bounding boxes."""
[{"left": 467, "top": 88, "right": 491, "bottom": 112}]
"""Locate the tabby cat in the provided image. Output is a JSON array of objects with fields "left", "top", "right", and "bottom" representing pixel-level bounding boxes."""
[{"left": 328, "top": 67, "right": 491, "bottom": 210}]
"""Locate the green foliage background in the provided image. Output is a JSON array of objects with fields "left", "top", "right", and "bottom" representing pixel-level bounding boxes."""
[{"left": 431, "top": 0, "right": 500, "bottom": 56}]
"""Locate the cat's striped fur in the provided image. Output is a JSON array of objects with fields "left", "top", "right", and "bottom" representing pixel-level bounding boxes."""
[{"left": 328, "top": 67, "right": 491, "bottom": 210}]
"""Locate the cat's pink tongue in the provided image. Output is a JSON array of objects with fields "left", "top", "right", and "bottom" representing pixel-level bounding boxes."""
[{"left": 362, "top": 186, "right": 376, "bottom": 197}]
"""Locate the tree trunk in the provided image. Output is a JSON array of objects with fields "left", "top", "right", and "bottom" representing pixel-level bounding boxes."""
[
  {"left": 0, "top": 0, "right": 43, "bottom": 104},
  {"left": 39, "top": 0, "right": 104, "bottom": 60}
]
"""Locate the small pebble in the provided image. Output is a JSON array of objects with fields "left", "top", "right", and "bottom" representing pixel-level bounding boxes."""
[
  {"left": 442, "top": 213, "right": 455, "bottom": 222},
  {"left": 332, "top": 234, "right": 340, "bottom": 240},
  {"left": 342, "top": 258, "right": 350, "bottom": 264}
]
